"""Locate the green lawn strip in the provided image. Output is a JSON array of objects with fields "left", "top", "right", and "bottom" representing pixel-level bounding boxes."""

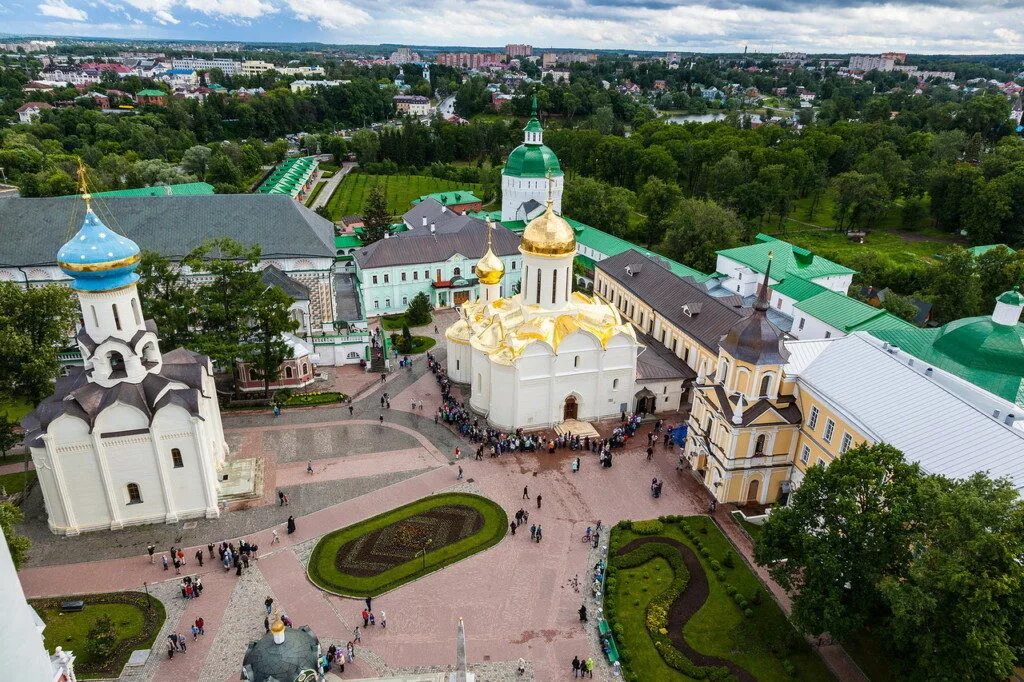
[
  {"left": 0, "top": 396, "right": 33, "bottom": 420},
  {"left": 404, "top": 336, "right": 436, "bottom": 354},
  {"left": 305, "top": 180, "right": 327, "bottom": 207},
  {"left": 325, "top": 173, "right": 483, "bottom": 220},
  {"left": 380, "top": 312, "right": 433, "bottom": 330},
  {"left": 30, "top": 591, "right": 166, "bottom": 679},
  {"left": 0, "top": 468, "right": 36, "bottom": 495},
  {"left": 283, "top": 391, "right": 348, "bottom": 407},
  {"left": 308, "top": 493, "right": 507, "bottom": 597},
  {"left": 611, "top": 557, "right": 694, "bottom": 682},
  {"left": 730, "top": 512, "right": 763, "bottom": 543},
  {"left": 609, "top": 517, "right": 829, "bottom": 682}
]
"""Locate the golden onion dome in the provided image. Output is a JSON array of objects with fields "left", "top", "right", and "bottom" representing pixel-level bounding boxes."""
[
  {"left": 476, "top": 219, "right": 505, "bottom": 285},
  {"left": 520, "top": 198, "right": 576, "bottom": 258}
]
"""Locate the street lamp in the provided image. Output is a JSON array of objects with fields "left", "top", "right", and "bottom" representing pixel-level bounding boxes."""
[
  {"left": 143, "top": 581, "right": 151, "bottom": 612},
  {"left": 419, "top": 538, "right": 433, "bottom": 570}
]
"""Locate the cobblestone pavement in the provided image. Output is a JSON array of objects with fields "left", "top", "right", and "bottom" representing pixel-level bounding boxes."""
[
  {"left": 197, "top": 565, "right": 276, "bottom": 682},
  {"left": 119, "top": 580, "right": 189, "bottom": 682},
  {"left": 226, "top": 422, "right": 419, "bottom": 463}
]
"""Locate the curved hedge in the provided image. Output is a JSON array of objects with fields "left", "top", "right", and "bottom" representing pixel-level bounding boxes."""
[{"left": 308, "top": 492, "right": 507, "bottom": 597}]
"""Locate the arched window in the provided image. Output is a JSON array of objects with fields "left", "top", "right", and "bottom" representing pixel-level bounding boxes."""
[
  {"left": 453, "top": 267, "right": 461, "bottom": 277},
  {"left": 535, "top": 268, "right": 541, "bottom": 305},
  {"left": 126, "top": 483, "right": 142, "bottom": 504},
  {"left": 477, "top": 373, "right": 482, "bottom": 390},
  {"left": 112, "top": 304, "right": 122, "bottom": 331},
  {"left": 759, "top": 374, "right": 773, "bottom": 396},
  {"left": 107, "top": 350, "right": 126, "bottom": 378},
  {"left": 302, "top": 363, "right": 309, "bottom": 375},
  {"left": 346, "top": 351, "right": 360, "bottom": 359},
  {"left": 754, "top": 434, "right": 766, "bottom": 456},
  {"left": 612, "top": 378, "right": 619, "bottom": 389},
  {"left": 574, "top": 355, "right": 580, "bottom": 368},
  {"left": 552, "top": 268, "right": 558, "bottom": 304},
  {"left": 717, "top": 359, "right": 729, "bottom": 384},
  {"left": 131, "top": 297, "right": 141, "bottom": 325},
  {"left": 285, "top": 366, "right": 294, "bottom": 379},
  {"left": 171, "top": 448, "right": 183, "bottom": 468}
]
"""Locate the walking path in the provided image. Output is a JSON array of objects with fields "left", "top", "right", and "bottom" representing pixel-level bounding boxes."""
[{"left": 309, "top": 161, "right": 356, "bottom": 212}]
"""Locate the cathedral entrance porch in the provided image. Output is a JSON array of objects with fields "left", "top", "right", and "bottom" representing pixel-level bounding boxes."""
[{"left": 562, "top": 395, "right": 578, "bottom": 421}]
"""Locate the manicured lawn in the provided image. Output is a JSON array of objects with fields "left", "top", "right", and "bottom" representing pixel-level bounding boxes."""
[
  {"left": 308, "top": 493, "right": 507, "bottom": 597},
  {"left": 284, "top": 391, "right": 348, "bottom": 407},
  {"left": 607, "top": 516, "right": 829, "bottom": 682},
  {"left": 0, "top": 469, "right": 36, "bottom": 496},
  {"left": 324, "top": 173, "right": 483, "bottom": 220},
  {"left": 304, "top": 180, "right": 327, "bottom": 207},
  {"left": 30, "top": 592, "right": 165, "bottom": 679},
  {"left": 380, "top": 312, "right": 433, "bottom": 330},
  {"left": 392, "top": 335, "right": 436, "bottom": 354},
  {"left": 0, "top": 396, "right": 32, "bottom": 420},
  {"left": 731, "top": 512, "right": 763, "bottom": 543}
]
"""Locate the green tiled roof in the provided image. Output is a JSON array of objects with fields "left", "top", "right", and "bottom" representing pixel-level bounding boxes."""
[
  {"left": 968, "top": 244, "right": 1016, "bottom": 257},
  {"left": 795, "top": 288, "right": 888, "bottom": 332},
  {"left": 998, "top": 287, "right": 1024, "bottom": 305},
  {"left": 870, "top": 315, "right": 1024, "bottom": 405},
  {"left": 335, "top": 234, "right": 363, "bottom": 249},
  {"left": 771, "top": 275, "right": 826, "bottom": 302},
  {"left": 257, "top": 156, "right": 318, "bottom": 198},
  {"left": 850, "top": 312, "right": 917, "bottom": 334},
  {"left": 718, "top": 233, "right": 856, "bottom": 281},
  {"left": 411, "top": 190, "right": 482, "bottom": 206},
  {"left": 503, "top": 143, "right": 563, "bottom": 178},
  {"left": 497, "top": 214, "right": 712, "bottom": 283},
  {"left": 136, "top": 89, "right": 166, "bottom": 97},
  {"left": 84, "top": 182, "right": 215, "bottom": 198}
]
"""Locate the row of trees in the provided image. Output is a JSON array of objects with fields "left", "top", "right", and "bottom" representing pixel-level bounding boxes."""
[
  {"left": 755, "top": 443, "right": 1024, "bottom": 681},
  {"left": 136, "top": 238, "right": 298, "bottom": 395}
]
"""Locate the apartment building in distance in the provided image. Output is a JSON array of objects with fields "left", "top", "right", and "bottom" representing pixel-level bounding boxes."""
[
  {"left": 506, "top": 44, "right": 533, "bottom": 58},
  {"left": 394, "top": 95, "right": 431, "bottom": 116},
  {"left": 435, "top": 52, "right": 505, "bottom": 69},
  {"left": 848, "top": 54, "right": 896, "bottom": 72},
  {"left": 171, "top": 56, "right": 240, "bottom": 75}
]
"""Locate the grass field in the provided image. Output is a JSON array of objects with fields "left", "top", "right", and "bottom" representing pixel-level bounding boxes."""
[
  {"left": 759, "top": 192, "right": 959, "bottom": 270},
  {"left": 304, "top": 180, "right": 327, "bottom": 207},
  {"left": 608, "top": 516, "right": 829, "bottom": 682},
  {"left": 392, "top": 335, "right": 436, "bottom": 354},
  {"left": 31, "top": 592, "right": 166, "bottom": 679},
  {"left": 0, "top": 469, "right": 35, "bottom": 495},
  {"left": 324, "top": 173, "right": 484, "bottom": 220},
  {"left": 380, "top": 312, "right": 433, "bottom": 330},
  {"left": 0, "top": 396, "right": 32, "bottom": 420},
  {"left": 308, "top": 493, "right": 507, "bottom": 597}
]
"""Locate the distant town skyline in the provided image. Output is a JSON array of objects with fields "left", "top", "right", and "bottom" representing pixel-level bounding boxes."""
[{"left": 2, "top": 0, "right": 1022, "bottom": 54}]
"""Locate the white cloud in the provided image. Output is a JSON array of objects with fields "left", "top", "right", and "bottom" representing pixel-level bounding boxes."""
[
  {"left": 183, "top": 0, "right": 275, "bottom": 19},
  {"left": 286, "top": 0, "right": 370, "bottom": 29},
  {"left": 38, "top": 0, "right": 88, "bottom": 20}
]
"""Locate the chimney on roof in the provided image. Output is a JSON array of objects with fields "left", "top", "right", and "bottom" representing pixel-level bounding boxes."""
[
  {"left": 384, "top": 232, "right": 390, "bottom": 239},
  {"left": 1005, "top": 413, "right": 1017, "bottom": 426},
  {"left": 430, "top": 223, "right": 436, "bottom": 234},
  {"left": 422, "top": 216, "right": 427, "bottom": 227},
  {"left": 441, "top": 205, "right": 447, "bottom": 213}
]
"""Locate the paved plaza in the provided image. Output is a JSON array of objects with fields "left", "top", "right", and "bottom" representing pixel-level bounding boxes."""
[{"left": 14, "top": 312, "right": 861, "bottom": 681}]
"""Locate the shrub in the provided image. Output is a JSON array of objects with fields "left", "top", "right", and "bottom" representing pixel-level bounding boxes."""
[
  {"left": 284, "top": 391, "right": 347, "bottom": 407},
  {"left": 725, "top": 585, "right": 736, "bottom": 596},
  {"left": 710, "top": 560, "right": 721, "bottom": 571},
  {"left": 782, "top": 660, "right": 797, "bottom": 678},
  {"left": 632, "top": 519, "right": 664, "bottom": 535},
  {"left": 751, "top": 589, "right": 762, "bottom": 605},
  {"left": 715, "top": 569, "right": 725, "bottom": 581},
  {"left": 722, "top": 552, "right": 735, "bottom": 569},
  {"left": 744, "top": 608, "right": 754, "bottom": 619},
  {"left": 699, "top": 525, "right": 708, "bottom": 534}
]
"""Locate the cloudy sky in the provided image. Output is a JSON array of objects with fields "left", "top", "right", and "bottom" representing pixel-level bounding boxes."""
[{"left": 2, "top": 0, "right": 1023, "bottom": 53}]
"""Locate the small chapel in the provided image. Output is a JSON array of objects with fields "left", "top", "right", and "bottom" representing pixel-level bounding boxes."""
[
  {"left": 445, "top": 192, "right": 641, "bottom": 430},
  {"left": 22, "top": 180, "right": 229, "bottom": 535}
]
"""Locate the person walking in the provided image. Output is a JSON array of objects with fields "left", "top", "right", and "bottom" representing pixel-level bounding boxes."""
[
  {"left": 287, "top": 516, "right": 296, "bottom": 535},
  {"left": 585, "top": 657, "right": 594, "bottom": 678},
  {"left": 353, "top": 626, "right": 361, "bottom": 644},
  {"left": 381, "top": 610, "right": 387, "bottom": 628},
  {"left": 191, "top": 623, "right": 200, "bottom": 641},
  {"left": 265, "top": 597, "right": 274, "bottom": 615},
  {"left": 272, "top": 528, "right": 280, "bottom": 544},
  {"left": 510, "top": 520, "right": 516, "bottom": 536},
  {"left": 162, "top": 554, "right": 169, "bottom": 571},
  {"left": 379, "top": 414, "right": 384, "bottom": 425},
  {"left": 147, "top": 544, "right": 155, "bottom": 563},
  {"left": 278, "top": 491, "right": 286, "bottom": 506},
  {"left": 365, "top": 596, "right": 373, "bottom": 612},
  {"left": 307, "top": 460, "right": 314, "bottom": 475},
  {"left": 536, "top": 524, "right": 543, "bottom": 543},
  {"left": 348, "top": 404, "right": 354, "bottom": 416},
  {"left": 647, "top": 446, "right": 654, "bottom": 461},
  {"left": 196, "top": 617, "right": 204, "bottom": 635},
  {"left": 208, "top": 543, "right": 215, "bottom": 559},
  {"left": 579, "top": 604, "right": 588, "bottom": 622},
  {"left": 361, "top": 609, "right": 369, "bottom": 627},
  {"left": 196, "top": 549, "right": 204, "bottom": 567},
  {"left": 457, "top": 465, "right": 463, "bottom": 480},
  {"left": 178, "top": 633, "right": 187, "bottom": 652},
  {"left": 522, "top": 486, "right": 529, "bottom": 500},
  {"left": 530, "top": 524, "right": 537, "bottom": 540},
  {"left": 572, "top": 655, "right": 581, "bottom": 678},
  {"left": 173, "top": 557, "right": 181, "bottom": 575},
  {"left": 536, "top": 494, "right": 542, "bottom": 509}
]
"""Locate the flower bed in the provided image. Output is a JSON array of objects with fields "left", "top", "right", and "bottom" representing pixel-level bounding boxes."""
[
  {"left": 284, "top": 391, "right": 347, "bottom": 407},
  {"left": 308, "top": 493, "right": 507, "bottom": 597}
]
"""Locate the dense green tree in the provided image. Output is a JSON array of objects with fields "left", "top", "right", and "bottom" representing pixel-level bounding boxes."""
[
  {"left": 0, "top": 502, "right": 30, "bottom": 568},
  {"left": 637, "top": 177, "right": 681, "bottom": 248},
  {"left": 561, "top": 176, "right": 635, "bottom": 239},
  {"left": 881, "top": 292, "right": 919, "bottom": 322},
  {"left": 755, "top": 443, "right": 923, "bottom": 641},
  {"left": 180, "top": 145, "right": 212, "bottom": 178},
  {"left": 878, "top": 473, "right": 1024, "bottom": 681},
  {"left": 406, "top": 292, "right": 432, "bottom": 326},
  {"left": 660, "top": 198, "right": 743, "bottom": 272},
  {"left": 242, "top": 286, "right": 298, "bottom": 396},
  {"left": 0, "top": 283, "right": 78, "bottom": 406},
  {"left": 361, "top": 185, "right": 390, "bottom": 244},
  {"left": 0, "top": 414, "right": 18, "bottom": 461},
  {"left": 136, "top": 251, "right": 196, "bottom": 350},
  {"left": 927, "top": 246, "right": 983, "bottom": 323},
  {"left": 975, "top": 246, "right": 1024, "bottom": 307}
]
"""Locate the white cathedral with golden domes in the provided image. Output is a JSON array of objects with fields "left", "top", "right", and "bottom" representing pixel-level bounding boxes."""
[{"left": 445, "top": 196, "right": 642, "bottom": 430}]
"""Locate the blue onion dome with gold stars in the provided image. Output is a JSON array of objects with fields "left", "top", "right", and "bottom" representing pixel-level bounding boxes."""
[{"left": 57, "top": 171, "right": 141, "bottom": 291}]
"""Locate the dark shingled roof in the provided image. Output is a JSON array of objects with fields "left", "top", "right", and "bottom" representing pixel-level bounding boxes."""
[
  {"left": 261, "top": 264, "right": 310, "bottom": 301},
  {"left": 704, "top": 383, "right": 802, "bottom": 427},
  {"left": 355, "top": 210, "right": 521, "bottom": 269},
  {"left": 22, "top": 345, "right": 212, "bottom": 447},
  {"left": 598, "top": 250, "right": 751, "bottom": 353},
  {"left": 635, "top": 328, "right": 697, "bottom": 382},
  {"left": 0, "top": 195, "right": 335, "bottom": 267},
  {"left": 719, "top": 263, "right": 790, "bottom": 366},
  {"left": 242, "top": 627, "right": 320, "bottom": 682}
]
